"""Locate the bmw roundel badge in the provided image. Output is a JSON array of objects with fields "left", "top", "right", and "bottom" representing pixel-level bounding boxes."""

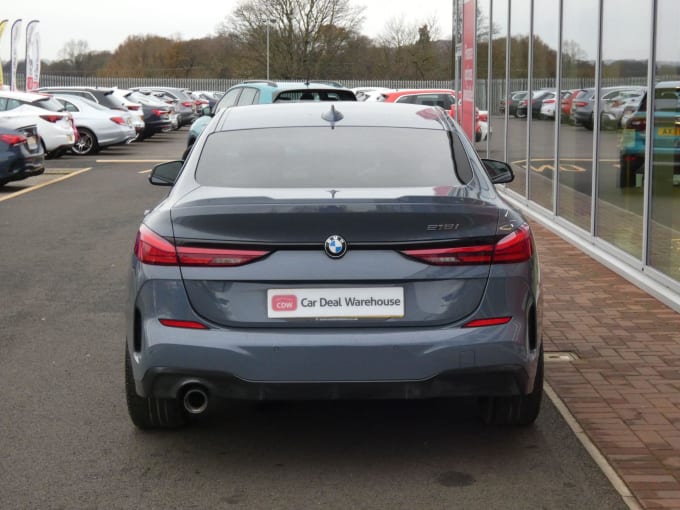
[{"left": 324, "top": 235, "right": 347, "bottom": 259}]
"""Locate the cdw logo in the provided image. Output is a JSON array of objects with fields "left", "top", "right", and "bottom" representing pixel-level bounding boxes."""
[{"left": 271, "top": 295, "right": 297, "bottom": 311}]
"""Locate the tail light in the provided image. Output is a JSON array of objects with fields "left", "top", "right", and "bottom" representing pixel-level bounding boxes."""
[
  {"left": 39, "top": 114, "right": 64, "bottom": 123},
  {"left": 110, "top": 116, "right": 126, "bottom": 125},
  {"left": 151, "top": 109, "right": 168, "bottom": 117},
  {"left": 127, "top": 105, "right": 140, "bottom": 111},
  {"left": 400, "top": 224, "right": 533, "bottom": 265},
  {"left": 543, "top": 99, "right": 555, "bottom": 104},
  {"left": 0, "top": 133, "right": 27, "bottom": 146},
  {"left": 519, "top": 100, "right": 527, "bottom": 107},
  {"left": 628, "top": 117, "right": 646, "bottom": 132},
  {"left": 182, "top": 101, "right": 193, "bottom": 107},
  {"left": 134, "top": 225, "right": 270, "bottom": 267},
  {"left": 575, "top": 101, "right": 587, "bottom": 107}
]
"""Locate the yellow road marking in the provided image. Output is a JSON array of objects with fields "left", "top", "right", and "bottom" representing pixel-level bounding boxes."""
[{"left": 0, "top": 168, "right": 92, "bottom": 203}]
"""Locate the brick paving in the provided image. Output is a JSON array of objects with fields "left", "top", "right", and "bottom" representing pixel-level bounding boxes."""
[{"left": 532, "top": 221, "right": 680, "bottom": 509}]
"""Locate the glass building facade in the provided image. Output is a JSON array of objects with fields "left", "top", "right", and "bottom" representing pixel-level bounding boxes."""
[{"left": 468, "top": 0, "right": 680, "bottom": 306}]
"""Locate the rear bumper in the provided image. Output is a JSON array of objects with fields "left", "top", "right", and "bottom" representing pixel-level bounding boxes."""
[
  {"left": 0, "top": 155, "right": 45, "bottom": 183},
  {"left": 141, "top": 365, "right": 530, "bottom": 401}
]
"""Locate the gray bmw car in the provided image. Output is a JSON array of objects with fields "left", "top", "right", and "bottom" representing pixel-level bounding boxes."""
[{"left": 126, "top": 102, "right": 543, "bottom": 429}]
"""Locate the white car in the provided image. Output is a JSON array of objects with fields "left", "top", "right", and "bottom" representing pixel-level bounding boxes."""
[
  {"left": 54, "top": 95, "right": 137, "bottom": 155},
  {"left": 540, "top": 99, "right": 556, "bottom": 120},
  {"left": 0, "top": 90, "right": 75, "bottom": 158}
]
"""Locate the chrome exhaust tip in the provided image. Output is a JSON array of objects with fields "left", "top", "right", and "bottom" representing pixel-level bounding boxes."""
[{"left": 182, "top": 387, "right": 209, "bottom": 415}]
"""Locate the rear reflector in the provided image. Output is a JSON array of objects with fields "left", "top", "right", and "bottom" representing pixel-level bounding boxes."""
[
  {"left": 159, "top": 319, "right": 209, "bottom": 330},
  {"left": 401, "top": 223, "right": 533, "bottom": 265},
  {"left": 134, "top": 224, "right": 270, "bottom": 267},
  {"left": 463, "top": 317, "right": 512, "bottom": 328}
]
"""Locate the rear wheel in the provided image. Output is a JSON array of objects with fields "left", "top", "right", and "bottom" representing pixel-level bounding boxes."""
[
  {"left": 72, "top": 128, "right": 99, "bottom": 156},
  {"left": 125, "top": 347, "right": 186, "bottom": 429},
  {"left": 481, "top": 347, "right": 543, "bottom": 426}
]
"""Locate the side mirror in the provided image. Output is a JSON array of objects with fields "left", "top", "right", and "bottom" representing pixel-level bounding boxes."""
[
  {"left": 149, "top": 160, "right": 183, "bottom": 186},
  {"left": 481, "top": 159, "right": 515, "bottom": 184}
]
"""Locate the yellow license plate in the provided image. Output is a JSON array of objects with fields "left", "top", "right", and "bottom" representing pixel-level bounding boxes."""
[{"left": 657, "top": 127, "right": 680, "bottom": 136}]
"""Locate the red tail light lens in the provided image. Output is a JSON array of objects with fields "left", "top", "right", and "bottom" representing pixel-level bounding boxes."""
[
  {"left": 401, "top": 244, "right": 494, "bottom": 265},
  {"left": 151, "top": 109, "right": 168, "bottom": 117},
  {"left": 493, "top": 224, "right": 533, "bottom": 263},
  {"left": 182, "top": 101, "right": 193, "bottom": 107},
  {"left": 0, "top": 133, "right": 27, "bottom": 145},
  {"left": 134, "top": 225, "right": 270, "bottom": 267},
  {"left": 40, "top": 114, "right": 63, "bottom": 123},
  {"left": 110, "top": 116, "right": 126, "bottom": 125},
  {"left": 575, "top": 101, "right": 587, "bottom": 107},
  {"left": 134, "top": 225, "right": 178, "bottom": 265},
  {"left": 127, "top": 105, "right": 140, "bottom": 111},
  {"left": 176, "top": 246, "right": 270, "bottom": 267},
  {"left": 401, "top": 224, "right": 533, "bottom": 266},
  {"left": 544, "top": 99, "right": 555, "bottom": 104}
]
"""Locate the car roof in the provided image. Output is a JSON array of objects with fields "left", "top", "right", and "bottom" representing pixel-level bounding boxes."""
[
  {"left": 38, "top": 86, "right": 115, "bottom": 93},
  {"left": 0, "top": 90, "right": 52, "bottom": 101},
  {"left": 386, "top": 89, "right": 456, "bottom": 97},
  {"left": 214, "top": 101, "right": 451, "bottom": 132}
]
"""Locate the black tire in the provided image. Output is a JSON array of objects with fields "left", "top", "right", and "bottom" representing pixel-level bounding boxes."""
[
  {"left": 72, "top": 128, "right": 99, "bottom": 156},
  {"left": 125, "top": 347, "right": 187, "bottom": 429},
  {"left": 481, "top": 347, "right": 543, "bottom": 426}
]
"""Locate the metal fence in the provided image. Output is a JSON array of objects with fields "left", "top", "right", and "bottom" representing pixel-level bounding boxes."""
[{"left": 26, "top": 74, "right": 654, "bottom": 115}]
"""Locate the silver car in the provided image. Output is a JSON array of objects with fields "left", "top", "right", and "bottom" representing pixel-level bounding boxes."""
[
  {"left": 55, "top": 95, "right": 136, "bottom": 155},
  {"left": 125, "top": 102, "right": 543, "bottom": 429}
]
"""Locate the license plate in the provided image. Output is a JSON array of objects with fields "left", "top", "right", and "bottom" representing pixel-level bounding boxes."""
[
  {"left": 267, "top": 287, "right": 404, "bottom": 319},
  {"left": 67, "top": 134, "right": 74, "bottom": 143},
  {"left": 657, "top": 127, "right": 680, "bottom": 137},
  {"left": 26, "top": 136, "right": 38, "bottom": 150}
]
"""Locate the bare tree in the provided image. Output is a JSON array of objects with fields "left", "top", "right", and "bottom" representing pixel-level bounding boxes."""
[
  {"left": 224, "top": 0, "right": 365, "bottom": 78},
  {"left": 58, "top": 39, "right": 91, "bottom": 71}
]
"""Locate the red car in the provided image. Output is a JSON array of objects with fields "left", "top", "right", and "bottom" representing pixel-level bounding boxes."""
[
  {"left": 382, "top": 89, "right": 483, "bottom": 142},
  {"left": 560, "top": 89, "right": 584, "bottom": 122}
]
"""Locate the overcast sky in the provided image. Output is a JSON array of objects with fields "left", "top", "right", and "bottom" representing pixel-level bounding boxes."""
[{"left": 0, "top": 0, "right": 453, "bottom": 62}]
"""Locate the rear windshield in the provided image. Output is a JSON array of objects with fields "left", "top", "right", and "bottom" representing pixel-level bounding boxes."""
[
  {"left": 273, "top": 90, "right": 356, "bottom": 102},
  {"left": 655, "top": 86, "right": 679, "bottom": 112},
  {"left": 33, "top": 96, "right": 66, "bottom": 112},
  {"left": 196, "top": 127, "right": 461, "bottom": 188}
]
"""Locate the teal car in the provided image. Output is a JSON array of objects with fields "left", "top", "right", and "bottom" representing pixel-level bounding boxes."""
[
  {"left": 184, "top": 80, "right": 356, "bottom": 158},
  {"left": 619, "top": 81, "right": 680, "bottom": 188}
]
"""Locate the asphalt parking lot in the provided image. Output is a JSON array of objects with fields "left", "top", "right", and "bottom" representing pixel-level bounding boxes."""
[{"left": 0, "top": 128, "right": 630, "bottom": 509}]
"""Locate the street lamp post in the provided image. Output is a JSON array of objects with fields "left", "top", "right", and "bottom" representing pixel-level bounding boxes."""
[{"left": 266, "top": 19, "right": 276, "bottom": 80}]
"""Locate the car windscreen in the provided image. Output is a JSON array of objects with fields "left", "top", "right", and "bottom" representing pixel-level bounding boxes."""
[
  {"left": 655, "top": 87, "right": 679, "bottom": 112},
  {"left": 196, "top": 127, "right": 462, "bottom": 189}
]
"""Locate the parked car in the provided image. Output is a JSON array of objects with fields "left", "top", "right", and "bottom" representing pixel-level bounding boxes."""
[
  {"left": 352, "top": 87, "right": 396, "bottom": 101},
  {"left": 190, "top": 90, "right": 223, "bottom": 111},
  {"left": 131, "top": 87, "right": 197, "bottom": 127},
  {"left": 502, "top": 91, "right": 529, "bottom": 118},
  {"left": 560, "top": 89, "right": 584, "bottom": 123},
  {"left": 381, "top": 89, "right": 486, "bottom": 142},
  {"left": 571, "top": 86, "right": 646, "bottom": 130},
  {"left": 619, "top": 81, "right": 680, "bottom": 188},
  {"left": 185, "top": 80, "right": 357, "bottom": 154},
  {"left": 112, "top": 90, "right": 173, "bottom": 140},
  {"left": 0, "top": 124, "right": 45, "bottom": 186},
  {"left": 126, "top": 101, "right": 543, "bottom": 429},
  {"left": 529, "top": 90, "right": 557, "bottom": 119},
  {"left": 38, "top": 86, "right": 145, "bottom": 138},
  {"left": 0, "top": 90, "right": 75, "bottom": 158},
  {"left": 601, "top": 87, "right": 647, "bottom": 129},
  {"left": 53, "top": 94, "right": 137, "bottom": 155}
]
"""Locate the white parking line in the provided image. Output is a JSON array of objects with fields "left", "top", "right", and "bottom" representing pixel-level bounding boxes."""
[
  {"left": 95, "top": 159, "right": 171, "bottom": 164},
  {"left": 544, "top": 383, "right": 641, "bottom": 510},
  {"left": 0, "top": 168, "right": 92, "bottom": 203},
  {"left": 138, "top": 169, "right": 152, "bottom": 174}
]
